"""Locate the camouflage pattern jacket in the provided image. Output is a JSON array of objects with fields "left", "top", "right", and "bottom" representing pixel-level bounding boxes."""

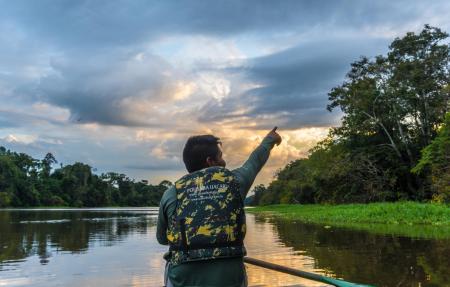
[{"left": 167, "top": 167, "right": 246, "bottom": 266}]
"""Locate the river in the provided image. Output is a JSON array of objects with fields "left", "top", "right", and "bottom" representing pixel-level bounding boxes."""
[{"left": 0, "top": 208, "right": 448, "bottom": 286}]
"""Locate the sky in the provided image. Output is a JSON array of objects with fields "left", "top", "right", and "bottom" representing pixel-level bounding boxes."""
[{"left": 1, "top": 0, "right": 450, "bottom": 186}]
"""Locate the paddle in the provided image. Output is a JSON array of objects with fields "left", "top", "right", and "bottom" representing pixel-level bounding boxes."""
[{"left": 244, "top": 257, "right": 375, "bottom": 287}]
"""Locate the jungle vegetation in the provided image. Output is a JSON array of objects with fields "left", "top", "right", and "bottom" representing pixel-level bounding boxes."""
[
  {"left": 249, "top": 202, "right": 450, "bottom": 233},
  {"left": 250, "top": 25, "right": 450, "bottom": 205},
  {"left": 0, "top": 147, "right": 169, "bottom": 207}
]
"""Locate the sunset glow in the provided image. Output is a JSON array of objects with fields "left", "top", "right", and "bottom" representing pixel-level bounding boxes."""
[{"left": 1, "top": 1, "right": 449, "bottom": 186}]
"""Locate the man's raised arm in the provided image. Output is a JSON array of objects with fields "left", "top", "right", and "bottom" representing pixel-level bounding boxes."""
[{"left": 232, "top": 127, "right": 282, "bottom": 199}]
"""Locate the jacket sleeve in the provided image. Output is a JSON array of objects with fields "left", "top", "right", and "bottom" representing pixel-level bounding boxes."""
[
  {"left": 156, "top": 186, "right": 177, "bottom": 245},
  {"left": 232, "top": 135, "right": 277, "bottom": 200}
]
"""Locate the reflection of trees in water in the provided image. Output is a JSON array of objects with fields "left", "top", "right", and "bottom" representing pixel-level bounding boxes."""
[
  {"left": 416, "top": 244, "right": 450, "bottom": 287},
  {"left": 0, "top": 210, "right": 156, "bottom": 268},
  {"left": 255, "top": 216, "right": 450, "bottom": 287}
]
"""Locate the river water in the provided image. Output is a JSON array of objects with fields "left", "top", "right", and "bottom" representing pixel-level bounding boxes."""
[{"left": 0, "top": 208, "right": 449, "bottom": 287}]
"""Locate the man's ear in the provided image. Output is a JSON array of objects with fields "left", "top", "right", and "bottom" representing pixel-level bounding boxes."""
[{"left": 206, "top": 156, "right": 215, "bottom": 167}]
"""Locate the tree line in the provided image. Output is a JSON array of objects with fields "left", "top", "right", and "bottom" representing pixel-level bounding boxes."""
[
  {"left": 2, "top": 25, "right": 448, "bottom": 208},
  {"left": 0, "top": 147, "right": 168, "bottom": 207},
  {"left": 249, "top": 25, "right": 450, "bottom": 205}
]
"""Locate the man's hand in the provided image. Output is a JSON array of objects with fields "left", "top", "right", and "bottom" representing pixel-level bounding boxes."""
[{"left": 267, "top": 126, "right": 282, "bottom": 146}]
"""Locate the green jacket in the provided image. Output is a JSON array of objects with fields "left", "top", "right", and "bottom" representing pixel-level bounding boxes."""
[{"left": 157, "top": 135, "right": 276, "bottom": 287}]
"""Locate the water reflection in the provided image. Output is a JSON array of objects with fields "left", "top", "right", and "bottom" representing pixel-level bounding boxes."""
[
  {"left": 0, "top": 209, "right": 449, "bottom": 286},
  {"left": 258, "top": 215, "right": 450, "bottom": 287},
  {"left": 0, "top": 208, "right": 165, "bottom": 287},
  {"left": 245, "top": 216, "right": 327, "bottom": 286},
  {"left": 1, "top": 209, "right": 156, "bottom": 261}
]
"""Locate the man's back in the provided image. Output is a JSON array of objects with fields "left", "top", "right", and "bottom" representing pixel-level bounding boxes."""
[
  {"left": 167, "top": 167, "right": 246, "bottom": 266},
  {"left": 157, "top": 132, "right": 280, "bottom": 287}
]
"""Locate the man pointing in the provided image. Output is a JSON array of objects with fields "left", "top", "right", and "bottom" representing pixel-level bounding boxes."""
[{"left": 157, "top": 127, "right": 282, "bottom": 287}]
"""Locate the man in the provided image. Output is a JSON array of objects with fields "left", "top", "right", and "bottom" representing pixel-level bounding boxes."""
[{"left": 157, "top": 127, "right": 282, "bottom": 287}]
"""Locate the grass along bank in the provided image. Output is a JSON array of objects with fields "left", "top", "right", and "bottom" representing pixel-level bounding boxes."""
[{"left": 247, "top": 202, "right": 450, "bottom": 239}]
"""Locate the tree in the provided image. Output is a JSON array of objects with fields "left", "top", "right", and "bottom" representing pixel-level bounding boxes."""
[
  {"left": 252, "top": 26, "right": 450, "bottom": 205},
  {"left": 41, "top": 153, "right": 57, "bottom": 178},
  {"left": 0, "top": 151, "right": 40, "bottom": 206},
  {"left": 412, "top": 113, "right": 450, "bottom": 202},
  {"left": 0, "top": 146, "right": 166, "bottom": 207},
  {"left": 327, "top": 25, "right": 449, "bottom": 199},
  {"left": 250, "top": 184, "right": 267, "bottom": 206}
]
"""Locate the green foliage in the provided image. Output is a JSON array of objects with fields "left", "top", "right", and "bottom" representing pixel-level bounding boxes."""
[
  {"left": 0, "top": 147, "right": 167, "bottom": 207},
  {"left": 251, "top": 25, "right": 450, "bottom": 206},
  {"left": 249, "top": 202, "right": 450, "bottom": 229},
  {"left": 0, "top": 192, "right": 11, "bottom": 207},
  {"left": 413, "top": 112, "right": 450, "bottom": 202}
]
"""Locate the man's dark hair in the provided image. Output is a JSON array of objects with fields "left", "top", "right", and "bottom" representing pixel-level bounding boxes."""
[{"left": 183, "top": 135, "right": 221, "bottom": 173}]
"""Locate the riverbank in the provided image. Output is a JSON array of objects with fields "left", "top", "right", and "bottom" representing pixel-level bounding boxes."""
[
  {"left": 247, "top": 202, "right": 450, "bottom": 239},
  {"left": 0, "top": 206, "right": 158, "bottom": 210}
]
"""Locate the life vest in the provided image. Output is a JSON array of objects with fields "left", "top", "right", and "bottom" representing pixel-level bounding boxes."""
[{"left": 167, "top": 166, "right": 246, "bottom": 266}]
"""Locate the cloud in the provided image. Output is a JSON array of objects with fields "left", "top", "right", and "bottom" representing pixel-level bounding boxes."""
[
  {"left": 197, "top": 37, "right": 389, "bottom": 129},
  {"left": 210, "top": 126, "right": 330, "bottom": 184},
  {"left": 35, "top": 51, "right": 193, "bottom": 126},
  {"left": 0, "top": 106, "right": 69, "bottom": 129},
  {"left": 2, "top": 0, "right": 450, "bottom": 187},
  {"left": 124, "top": 162, "right": 182, "bottom": 171},
  {"left": 3, "top": 0, "right": 448, "bottom": 50},
  {"left": 3, "top": 0, "right": 450, "bottom": 130},
  {"left": 0, "top": 111, "right": 20, "bottom": 128},
  {"left": 0, "top": 134, "right": 64, "bottom": 160}
]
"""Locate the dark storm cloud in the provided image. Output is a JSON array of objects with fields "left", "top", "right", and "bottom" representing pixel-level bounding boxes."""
[
  {"left": 198, "top": 37, "right": 389, "bottom": 128},
  {"left": 0, "top": 0, "right": 440, "bottom": 48},
  {"left": 1, "top": 0, "right": 449, "bottom": 128},
  {"left": 36, "top": 51, "right": 176, "bottom": 126}
]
